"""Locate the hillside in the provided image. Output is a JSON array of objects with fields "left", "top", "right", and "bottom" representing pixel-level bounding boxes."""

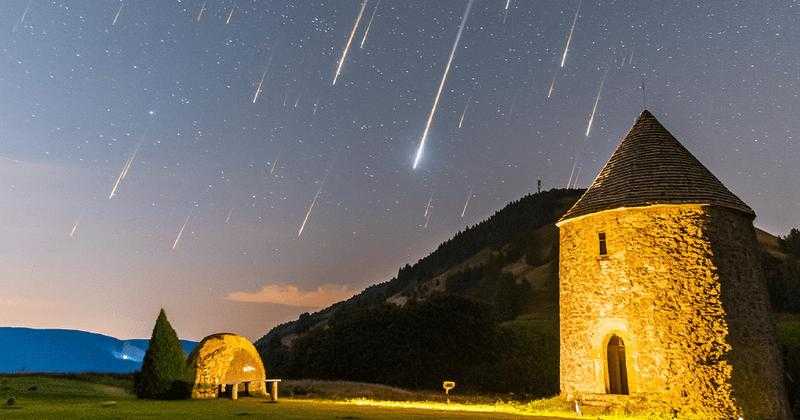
[
  {"left": 255, "top": 188, "right": 800, "bottom": 398},
  {"left": 255, "top": 189, "right": 580, "bottom": 395},
  {"left": 0, "top": 328, "right": 197, "bottom": 374}
]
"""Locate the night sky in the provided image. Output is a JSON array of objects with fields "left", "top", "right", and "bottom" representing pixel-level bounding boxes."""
[{"left": 1, "top": 0, "right": 797, "bottom": 340}]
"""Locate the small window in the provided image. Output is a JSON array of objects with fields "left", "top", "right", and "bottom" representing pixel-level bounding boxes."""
[{"left": 598, "top": 232, "right": 607, "bottom": 256}]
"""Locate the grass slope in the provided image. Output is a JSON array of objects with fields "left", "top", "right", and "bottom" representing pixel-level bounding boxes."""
[{"left": 0, "top": 375, "right": 571, "bottom": 419}]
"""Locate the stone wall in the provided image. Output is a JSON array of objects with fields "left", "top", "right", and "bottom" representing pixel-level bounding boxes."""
[
  {"left": 558, "top": 204, "right": 789, "bottom": 419},
  {"left": 705, "top": 207, "right": 790, "bottom": 419}
]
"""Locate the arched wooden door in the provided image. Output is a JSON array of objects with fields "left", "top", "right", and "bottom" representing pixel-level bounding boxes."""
[{"left": 606, "top": 335, "right": 629, "bottom": 395}]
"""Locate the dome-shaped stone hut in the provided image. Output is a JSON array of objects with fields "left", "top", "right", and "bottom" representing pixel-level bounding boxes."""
[{"left": 187, "top": 333, "right": 267, "bottom": 399}]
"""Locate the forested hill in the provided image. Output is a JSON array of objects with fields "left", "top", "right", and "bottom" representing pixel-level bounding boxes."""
[
  {"left": 254, "top": 188, "right": 581, "bottom": 392},
  {"left": 254, "top": 188, "right": 800, "bottom": 398}
]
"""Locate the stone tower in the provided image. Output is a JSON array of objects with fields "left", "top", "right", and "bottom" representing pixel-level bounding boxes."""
[{"left": 556, "top": 110, "right": 790, "bottom": 419}]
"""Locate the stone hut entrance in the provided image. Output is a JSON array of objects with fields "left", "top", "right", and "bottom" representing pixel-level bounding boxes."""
[{"left": 606, "top": 335, "right": 629, "bottom": 395}]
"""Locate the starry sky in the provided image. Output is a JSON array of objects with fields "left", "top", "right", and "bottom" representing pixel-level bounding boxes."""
[{"left": 1, "top": 0, "right": 798, "bottom": 340}]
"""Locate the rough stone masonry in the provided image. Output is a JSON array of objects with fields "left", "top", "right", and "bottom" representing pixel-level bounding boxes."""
[{"left": 557, "top": 110, "right": 790, "bottom": 419}]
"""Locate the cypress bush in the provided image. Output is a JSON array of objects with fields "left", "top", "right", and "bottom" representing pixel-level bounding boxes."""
[{"left": 135, "top": 309, "right": 188, "bottom": 399}]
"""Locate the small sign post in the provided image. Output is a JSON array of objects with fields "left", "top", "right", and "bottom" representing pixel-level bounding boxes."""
[{"left": 442, "top": 381, "right": 455, "bottom": 404}]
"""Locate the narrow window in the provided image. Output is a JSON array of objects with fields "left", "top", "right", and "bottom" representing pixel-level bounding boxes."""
[{"left": 598, "top": 232, "right": 607, "bottom": 256}]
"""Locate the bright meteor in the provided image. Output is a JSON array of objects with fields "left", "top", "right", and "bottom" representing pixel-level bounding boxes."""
[
  {"left": 297, "top": 164, "right": 333, "bottom": 239},
  {"left": 460, "top": 188, "right": 473, "bottom": 218},
  {"left": 69, "top": 217, "right": 80, "bottom": 238},
  {"left": 109, "top": 142, "right": 141, "bottom": 199},
  {"left": 253, "top": 70, "right": 267, "bottom": 103},
  {"left": 360, "top": 0, "right": 380, "bottom": 49},
  {"left": 196, "top": 1, "right": 206, "bottom": 23},
  {"left": 297, "top": 187, "right": 322, "bottom": 239},
  {"left": 332, "top": 0, "right": 368, "bottom": 86},
  {"left": 12, "top": 0, "right": 32, "bottom": 33},
  {"left": 412, "top": 0, "right": 474, "bottom": 170},
  {"left": 112, "top": 2, "right": 124, "bottom": 26},
  {"left": 458, "top": 96, "right": 471, "bottom": 128},
  {"left": 585, "top": 68, "right": 609, "bottom": 137},
  {"left": 559, "top": 0, "right": 582, "bottom": 68},
  {"left": 547, "top": 75, "right": 556, "bottom": 98},
  {"left": 252, "top": 48, "right": 277, "bottom": 104},
  {"left": 172, "top": 214, "right": 191, "bottom": 250},
  {"left": 424, "top": 193, "right": 433, "bottom": 218},
  {"left": 270, "top": 153, "right": 280, "bottom": 175}
]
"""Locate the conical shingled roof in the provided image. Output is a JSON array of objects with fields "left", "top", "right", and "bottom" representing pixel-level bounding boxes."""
[{"left": 560, "top": 110, "right": 754, "bottom": 221}]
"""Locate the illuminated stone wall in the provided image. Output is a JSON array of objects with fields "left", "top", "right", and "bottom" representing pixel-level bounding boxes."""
[
  {"left": 187, "top": 333, "right": 268, "bottom": 399},
  {"left": 558, "top": 204, "right": 789, "bottom": 418}
]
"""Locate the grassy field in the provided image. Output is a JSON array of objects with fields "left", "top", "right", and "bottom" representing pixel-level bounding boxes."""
[{"left": 0, "top": 375, "right": 577, "bottom": 419}]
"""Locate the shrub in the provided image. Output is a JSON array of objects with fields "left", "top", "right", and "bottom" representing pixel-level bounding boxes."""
[{"left": 135, "top": 309, "right": 188, "bottom": 399}]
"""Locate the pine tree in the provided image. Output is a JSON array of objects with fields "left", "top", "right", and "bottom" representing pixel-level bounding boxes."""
[
  {"left": 783, "top": 228, "right": 800, "bottom": 257},
  {"left": 135, "top": 309, "right": 188, "bottom": 399}
]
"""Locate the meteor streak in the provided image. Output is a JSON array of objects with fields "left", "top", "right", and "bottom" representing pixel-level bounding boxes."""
[
  {"left": 360, "top": 0, "right": 380, "bottom": 49},
  {"left": 297, "top": 163, "right": 334, "bottom": 239},
  {"left": 585, "top": 68, "right": 609, "bottom": 137},
  {"left": 547, "top": 75, "right": 556, "bottom": 98},
  {"left": 422, "top": 192, "right": 434, "bottom": 228},
  {"left": 225, "top": 208, "right": 234, "bottom": 224},
  {"left": 196, "top": 1, "right": 206, "bottom": 22},
  {"left": 252, "top": 70, "right": 267, "bottom": 103},
  {"left": 559, "top": 0, "right": 581, "bottom": 68},
  {"left": 252, "top": 48, "right": 277, "bottom": 104},
  {"left": 12, "top": 0, "right": 32, "bottom": 33},
  {"left": 412, "top": 0, "right": 474, "bottom": 170},
  {"left": 332, "top": 0, "right": 368, "bottom": 86},
  {"left": 0, "top": 155, "right": 22, "bottom": 164},
  {"left": 424, "top": 193, "right": 433, "bottom": 218},
  {"left": 112, "top": 2, "right": 124, "bottom": 26},
  {"left": 70, "top": 217, "right": 80, "bottom": 238},
  {"left": 226, "top": 6, "right": 235, "bottom": 24},
  {"left": 297, "top": 187, "right": 322, "bottom": 238},
  {"left": 109, "top": 143, "right": 141, "bottom": 199},
  {"left": 269, "top": 150, "right": 282, "bottom": 176},
  {"left": 567, "top": 159, "right": 576, "bottom": 188},
  {"left": 458, "top": 96, "right": 471, "bottom": 128},
  {"left": 172, "top": 214, "right": 191, "bottom": 250},
  {"left": 460, "top": 189, "right": 472, "bottom": 218}
]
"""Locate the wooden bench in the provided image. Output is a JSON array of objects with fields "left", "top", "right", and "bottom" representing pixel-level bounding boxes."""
[{"left": 222, "top": 379, "right": 281, "bottom": 401}]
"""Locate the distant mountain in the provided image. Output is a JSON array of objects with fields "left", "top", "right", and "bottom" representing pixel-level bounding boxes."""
[{"left": 0, "top": 327, "right": 197, "bottom": 374}]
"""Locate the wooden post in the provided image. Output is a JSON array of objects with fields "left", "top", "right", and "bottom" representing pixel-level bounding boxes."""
[
  {"left": 270, "top": 381, "right": 278, "bottom": 402},
  {"left": 231, "top": 384, "right": 238, "bottom": 400}
]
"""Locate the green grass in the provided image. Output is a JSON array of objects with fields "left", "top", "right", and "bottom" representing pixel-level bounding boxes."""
[
  {"left": 0, "top": 375, "right": 569, "bottom": 419},
  {"left": 777, "top": 318, "right": 800, "bottom": 347}
]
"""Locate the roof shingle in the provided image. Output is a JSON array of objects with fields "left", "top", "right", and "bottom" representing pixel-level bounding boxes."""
[{"left": 560, "top": 110, "right": 754, "bottom": 221}]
